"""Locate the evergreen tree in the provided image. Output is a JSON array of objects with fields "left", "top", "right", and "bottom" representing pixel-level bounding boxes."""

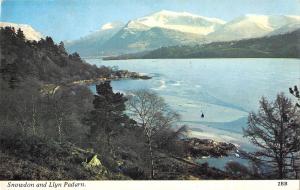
[
  {"left": 16, "top": 28, "right": 25, "bottom": 41},
  {"left": 70, "top": 52, "right": 81, "bottom": 61},
  {"left": 84, "top": 81, "right": 128, "bottom": 152},
  {"left": 58, "top": 41, "right": 66, "bottom": 53},
  {"left": 45, "top": 36, "right": 54, "bottom": 47},
  {"left": 289, "top": 85, "right": 300, "bottom": 107}
]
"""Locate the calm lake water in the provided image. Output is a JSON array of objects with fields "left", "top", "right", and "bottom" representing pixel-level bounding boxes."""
[{"left": 85, "top": 58, "right": 299, "bottom": 153}]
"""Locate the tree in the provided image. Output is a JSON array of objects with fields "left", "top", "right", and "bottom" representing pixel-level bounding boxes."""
[
  {"left": 5, "top": 61, "right": 19, "bottom": 89},
  {"left": 41, "top": 85, "right": 68, "bottom": 143},
  {"left": 225, "top": 161, "right": 250, "bottom": 178},
  {"left": 58, "top": 41, "right": 66, "bottom": 53},
  {"left": 70, "top": 52, "right": 81, "bottom": 61},
  {"left": 16, "top": 28, "right": 25, "bottom": 41},
  {"left": 45, "top": 36, "right": 54, "bottom": 46},
  {"left": 127, "top": 90, "right": 180, "bottom": 179},
  {"left": 84, "top": 81, "right": 128, "bottom": 153},
  {"left": 244, "top": 93, "right": 300, "bottom": 179},
  {"left": 289, "top": 85, "right": 300, "bottom": 107},
  {"left": 289, "top": 85, "right": 300, "bottom": 178},
  {"left": 153, "top": 124, "right": 188, "bottom": 156},
  {"left": 0, "top": 79, "right": 42, "bottom": 137}
]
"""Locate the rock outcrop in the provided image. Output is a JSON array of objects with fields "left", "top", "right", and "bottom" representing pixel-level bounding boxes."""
[{"left": 184, "top": 138, "right": 237, "bottom": 158}]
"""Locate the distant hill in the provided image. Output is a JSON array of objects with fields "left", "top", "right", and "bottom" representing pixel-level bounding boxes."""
[{"left": 104, "top": 29, "right": 300, "bottom": 59}]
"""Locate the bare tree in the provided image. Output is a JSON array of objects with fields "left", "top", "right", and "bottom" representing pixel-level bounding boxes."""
[
  {"left": 3, "top": 81, "right": 42, "bottom": 137},
  {"left": 42, "top": 85, "right": 74, "bottom": 144},
  {"left": 244, "top": 93, "right": 300, "bottom": 179},
  {"left": 289, "top": 85, "right": 300, "bottom": 178},
  {"left": 127, "top": 90, "right": 180, "bottom": 179},
  {"left": 289, "top": 85, "right": 300, "bottom": 107}
]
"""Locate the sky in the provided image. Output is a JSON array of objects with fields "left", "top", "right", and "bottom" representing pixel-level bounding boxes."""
[{"left": 1, "top": 0, "right": 300, "bottom": 42}]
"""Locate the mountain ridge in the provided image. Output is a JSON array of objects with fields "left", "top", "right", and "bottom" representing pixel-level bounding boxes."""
[
  {"left": 132, "top": 10, "right": 225, "bottom": 35},
  {"left": 206, "top": 14, "right": 300, "bottom": 42},
  {"left": 63, "top": 10, "right": 300, "bottom": 57},
  {"left": 64, "top": 22, "right": 124, "bottom": 56}
]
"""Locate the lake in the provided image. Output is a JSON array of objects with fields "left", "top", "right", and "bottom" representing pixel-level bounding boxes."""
[{"left": 85, "top": 58, "right": 299, "bottom": 152}]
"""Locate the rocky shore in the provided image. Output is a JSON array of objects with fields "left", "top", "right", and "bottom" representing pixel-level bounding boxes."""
[
  {"left": 114, "top": 137, "right": 244, "bottom": 179},
  {"left": 0, "top": 134, "right": 246, "bottom": 180},
  {"left": 41, "top": 70, "right": 152, "bottom": 95},
  {"left": 149, "top": 137, "right": 243, "bottom": 179},
  {"left": 183, "top": 138, "right": 238, "bottom": 158},
  {"left": 72, "top": 70, "right": 152, "bottom": 85}
]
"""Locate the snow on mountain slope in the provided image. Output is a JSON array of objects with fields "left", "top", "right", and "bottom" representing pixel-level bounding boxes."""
[
  {"left": 267, "top": 23, "right": 300, "bottom": 36},
  {"left": 266, "top": 16, "right": 300, "bottom": 36},
  {"left": 99, "top": 10, "right": 225, "bottom": 54},
  {"left": 66, "top": 21, "right": 124, "bottom": 43},
  {"left": 268, "top": 15, "right": 300, "bottom": 29},
  {"left": 65, "top": 10, "right": 223, "bottom": 56},
  {"left": 0, "top": 22, "right": 43, "bottom": 41},
  {"left": 65, "top": 11, "right": 300, "bottom": 57},
  {"left": 101, "top": 26, "right": 204, "bottom": 54},
  {"left": 207, "top": 14, "right": 300, "bottom": 42},
  {"left": 65, "top": 22, "right": 124, "bottom": 56},
  {"left": 100, "top": 22, "right": 124, "bottom": 30},
  {"left": 131, "top": 10, "right": 225, "bottom": 35}
]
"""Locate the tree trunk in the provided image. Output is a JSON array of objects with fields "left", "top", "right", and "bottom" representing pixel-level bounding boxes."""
[
  {"left": 55, "top": 113, "right": 63, "bottom": 144},
  {"left": 31, "top": 103, "right": 37, "bottom": 136},
  {"left": 278, "top": 160, "right": 284, "bottom": 179},
  {"left": 290, "top": 153, "right": 298, "bottom": 179},
  {"left": 107, "top": 134, "right": 112, "bottom": 154},
  {"left": 20, "top": 122, "right": 26, "bottom": 136},
  {"left": 278, "top": 149, "right": 285, "bottom": 179},
  {"left": 148, "top": 137, "right": 155, "bottom": 179},
  {"left": 278, "top": 118, "right": 285, "bottom": 179}
]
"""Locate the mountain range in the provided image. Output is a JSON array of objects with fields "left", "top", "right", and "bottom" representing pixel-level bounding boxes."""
[
  {"left": 1, "top": 10, "right": 300, "bottom": 57},
  {"left": 64, "top": 10, "right": 300, "bottom": 57}
]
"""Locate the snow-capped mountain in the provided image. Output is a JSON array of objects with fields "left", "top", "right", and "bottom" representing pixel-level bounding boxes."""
[
  {"left": 65, "top": 10, "right": 300, "bottom": 57},
  {"left": 96, "top": 10, "right": 221, "bottom": 54},
  {"left": 130, "top": 10, "right": 225, "bottom": 35},
  {"left": 0, "top": 22, "right": 43, "bottom": 41},
  {"left": 267, "top": 22, "right": 300, "bottom": 36},
  {"left": 65, "top": 22, "right": 124, "bottom": 56},
  {"left": 65, "top": 10, "right": 223, "bottom": 56},
  {"left": 207, "top": 15, "right": 300, "bottom": 42},
  {"left": 100, "top": 22, "right": 124, "bottom": 31},
  {"left": 100, "top": 25, "right": 204, "bottom": 54}
]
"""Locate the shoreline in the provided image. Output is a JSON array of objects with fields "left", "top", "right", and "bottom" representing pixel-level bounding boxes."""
[
  {"left": 84, "top": 57, "right": 300, "bottom": 61},
  {"left": 71, "top": 72, "right": 152, "bottom": 86}
]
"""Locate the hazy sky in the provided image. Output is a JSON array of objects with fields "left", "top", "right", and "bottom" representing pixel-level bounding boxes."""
[{"left": 1, "top": 0, "right": 300, "bottom": 41}]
